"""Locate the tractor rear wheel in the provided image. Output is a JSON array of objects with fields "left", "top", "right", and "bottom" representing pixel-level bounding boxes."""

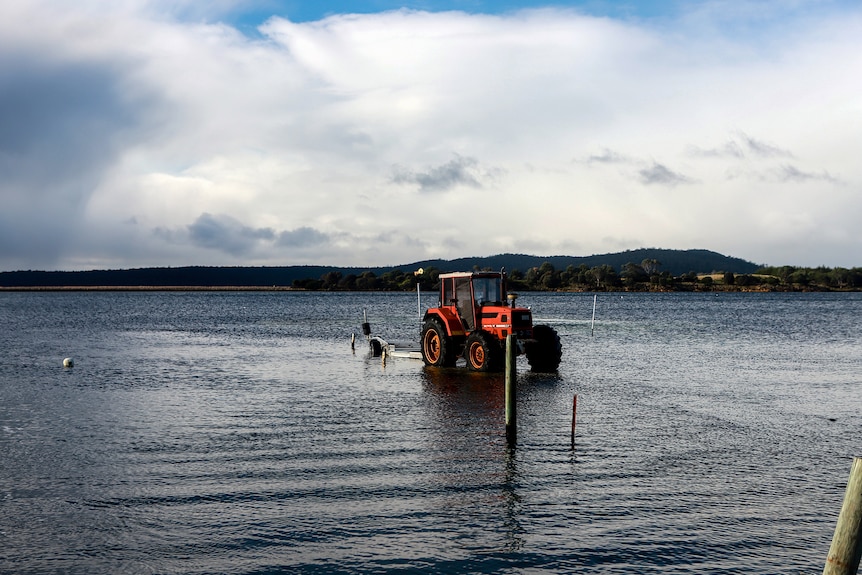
[
  {"left": 465, "top": 331, "right": 503, "bottom": 372},
  {"left": 525, "top": 324, "right": 562, "bottom": 372},
  {"left": 421, "top": 319, "right": 455, "bottom": 367}
]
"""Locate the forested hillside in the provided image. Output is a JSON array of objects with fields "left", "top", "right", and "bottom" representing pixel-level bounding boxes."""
[
  {"left": 1, "top": 249, "right": 756, "bottom": 288},
  {"left": 11, "top": 249, "right": 859, "bottom": 292}
]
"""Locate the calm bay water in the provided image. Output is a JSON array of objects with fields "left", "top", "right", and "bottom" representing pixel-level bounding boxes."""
[{"left": 1, "top": 290, "right": 861, "bottom": 574}]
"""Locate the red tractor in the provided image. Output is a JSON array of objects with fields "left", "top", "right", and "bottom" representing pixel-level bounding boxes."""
[{"left": 421, "top": 270, "right": 562, "bottom": 372}]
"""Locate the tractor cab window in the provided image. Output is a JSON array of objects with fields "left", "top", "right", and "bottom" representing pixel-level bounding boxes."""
[
  {"left": 473, "top": 276, "right": 501, "bottom": 306},
  {"left": 442, "top": 277, "right": 454, "bottom": 307},
  {"left": 454, "top": 277, "right": 475, "bottom": 330}
]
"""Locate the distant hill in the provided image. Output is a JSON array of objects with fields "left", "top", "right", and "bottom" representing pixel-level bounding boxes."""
[
  {"left": 0, "top": 249, "right": 759, "bottom": 288},
  {"left": 405, "top": 249, "right": 760, "bottom": 278}
]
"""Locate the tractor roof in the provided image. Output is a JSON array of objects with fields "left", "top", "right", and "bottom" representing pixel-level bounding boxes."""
[{"left": 438, "top": 271, "right": 502, "bottom": 279}]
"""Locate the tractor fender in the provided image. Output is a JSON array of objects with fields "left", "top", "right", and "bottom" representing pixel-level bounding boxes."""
[{"left": 423, "top": 308, "right": 466, "bottom": 337}]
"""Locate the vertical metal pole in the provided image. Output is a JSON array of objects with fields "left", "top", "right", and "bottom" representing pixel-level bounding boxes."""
[
  {"left": 591, "top": 294, "right": 597, "bottom": 337},
  {"left": 505, "top": 334, "right": 517, "bottom": 448},
  {"left": 824, "top": 457, "right": 862, "bottom": 575},
  {"left": 417, "top": 282, "right": 422, "bottom": 336},
  {"left": 570, "top": 394, "right": 578, "bottom": 450}
]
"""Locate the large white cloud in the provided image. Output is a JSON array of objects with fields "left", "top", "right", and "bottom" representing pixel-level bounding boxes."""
[{"left": 1, "top": 1, "right": 860, "bottom": 270}]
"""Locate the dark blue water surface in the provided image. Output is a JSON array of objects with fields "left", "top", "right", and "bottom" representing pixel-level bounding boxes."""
[{"left": 1, "top": 291, "right": 861, "bottom": 574}]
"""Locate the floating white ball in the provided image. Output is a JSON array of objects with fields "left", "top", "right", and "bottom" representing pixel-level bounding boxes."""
[{"left": 63, "top": 357, "right": 74, "bottom": 368}]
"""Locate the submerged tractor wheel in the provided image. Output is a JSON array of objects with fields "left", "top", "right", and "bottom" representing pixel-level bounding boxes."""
[
  {"left": 525, "top": 324, "right": 562, "bottom": 373},
  {"left": 369, "top": 338, "right": 383, "bottom": 357},
  {"left": 465, "top": 331, "right": 503, "bottom": 372},
  {"left": 421, "top": 319, "right": 455, "bottom": 367}
]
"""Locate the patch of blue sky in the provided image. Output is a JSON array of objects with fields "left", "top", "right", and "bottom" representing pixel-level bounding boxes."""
[
  {"left": 227, "top": 0, "right": 686, "bottom": 28},
  {"left": 223, "top": 0, "right": 861, "bottom": 36}
]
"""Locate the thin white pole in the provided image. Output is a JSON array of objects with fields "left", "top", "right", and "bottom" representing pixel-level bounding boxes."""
[
  {"left": 417, "top": 282, "right": 422, "bottom": 335},
  {"left": 591, "top": 294, "right": 597, "bottom": 337}
]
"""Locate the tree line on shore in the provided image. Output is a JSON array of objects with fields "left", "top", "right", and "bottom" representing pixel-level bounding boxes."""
[{"left": 294, "top": 259, "right": 862, "bottom": 292}]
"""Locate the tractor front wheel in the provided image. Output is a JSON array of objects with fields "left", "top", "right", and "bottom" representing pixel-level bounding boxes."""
[
  {"left": 421, "top": 319, "right": 455, "bottom": 367},
  {"left": 465, "top": 331, "right": 503, "bottom": 372}
]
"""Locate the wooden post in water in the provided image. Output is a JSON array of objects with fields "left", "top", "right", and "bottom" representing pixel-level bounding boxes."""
[
  {"left": 824, "top": 457, "right": 862, "bottom": 575},
  {"left": 570, "top": 394, "right": 578, "bottom": 450},
  {"left": 505, "top": 334, "right": 517, "bottom": 448}
]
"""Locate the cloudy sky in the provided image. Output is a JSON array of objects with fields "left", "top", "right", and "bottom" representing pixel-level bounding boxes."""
[{"left": 1, "top": 0, "right": 860, "bottom": 271}]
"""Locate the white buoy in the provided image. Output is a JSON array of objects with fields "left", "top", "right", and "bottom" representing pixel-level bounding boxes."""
[{"left": 63, "top": 357, "right": 74, "bottom": 368}]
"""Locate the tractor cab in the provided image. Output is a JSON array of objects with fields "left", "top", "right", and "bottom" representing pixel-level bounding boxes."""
[{"left": 441, "top": 272, "right": 503, "bottom": 331}]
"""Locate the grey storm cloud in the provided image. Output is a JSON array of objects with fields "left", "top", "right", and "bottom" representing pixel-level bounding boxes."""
[
  {"left": 188, "top": 213, "right": 275, "bottom": 255},
  {"left": 581, "top": 148, "right": 696, "bottom": 187},
  {"left": 0, "top": 58, "right": 140, "bottom": 190},
  {"left": 688, "top": 133, "right": 791, "bottom": 160},
  {"left": 392, "top": 155, "right": 482, "bottom": 193},
  {"left": 638, "top": 162, "right": 694, "bottom": 187},
  {"left": 737, "top": 132, "right": 793, "bottom": 158},
  {"left": 777, "top": 164, "right": 840, "bottom": 184},
  {"left": 0, "top": 56, "right": 146, "bottom": 267},
  {"left": 583, "top": 148, "right": 632, "bottom": 165},
  {"left": 687, "top": 141, "right": 746, "bottom": 159},
  {"left": 158, "top": 215, "right": 333, "bottom": 258},
  {"left": 276, "top": 227, "right": 330, "bottom": 248}
]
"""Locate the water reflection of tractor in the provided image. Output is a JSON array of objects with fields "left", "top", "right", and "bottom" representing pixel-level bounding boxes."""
[{"left": 421, "top": 270, "right": 562, "bottom": 373}]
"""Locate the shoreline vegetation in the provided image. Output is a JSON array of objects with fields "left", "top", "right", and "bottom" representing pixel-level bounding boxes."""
[{"left": 2, "top": 262, "right": 861, "bottom": 293}]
